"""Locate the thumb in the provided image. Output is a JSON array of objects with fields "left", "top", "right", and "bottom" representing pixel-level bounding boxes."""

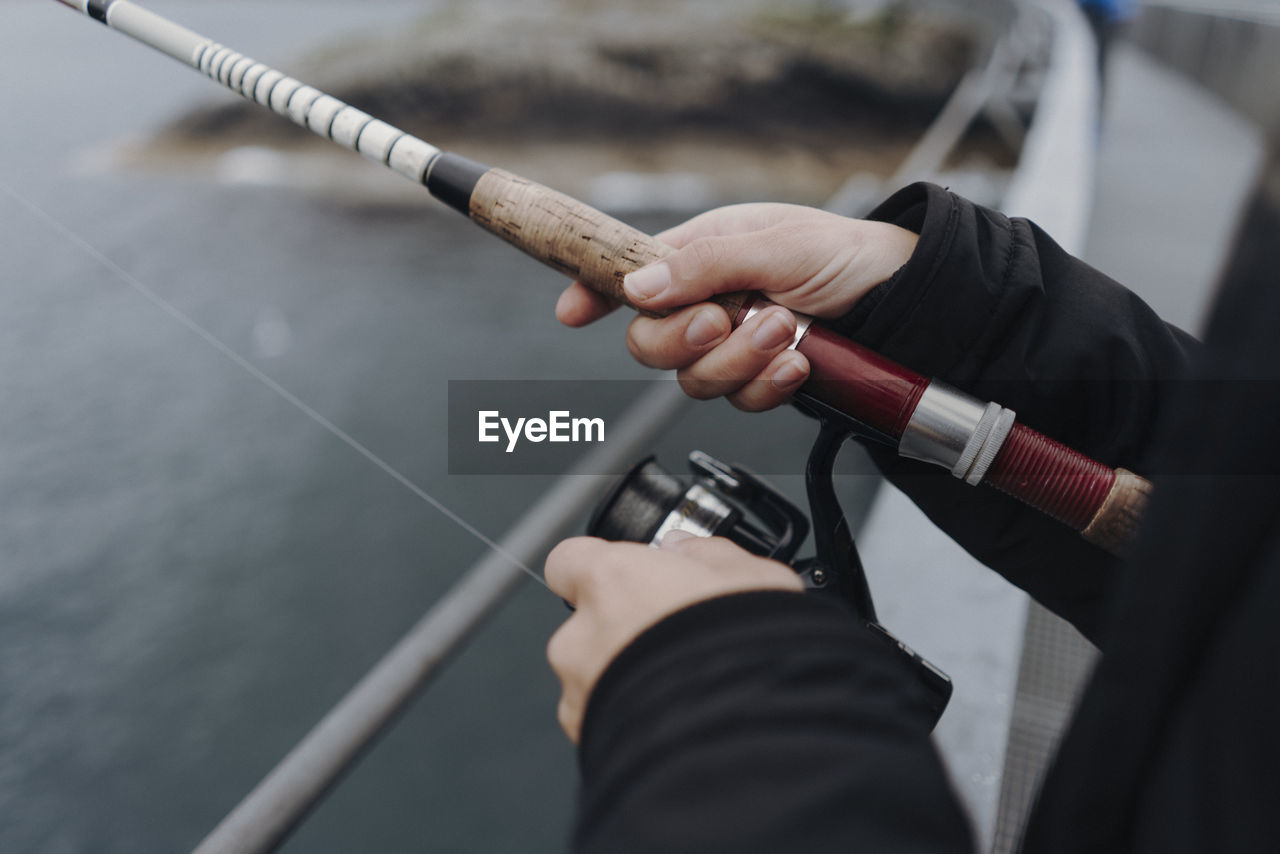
[
  {"left": 623, "top": 218, "right": 917, "bottom": 318},
  {"left": 623, "top": 228, "right": 822, "bottom": 311}
]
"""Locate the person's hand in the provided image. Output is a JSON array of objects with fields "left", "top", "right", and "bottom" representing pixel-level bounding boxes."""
[
  {"left": 556, "top": 203, "right": 918, "bottom": 411},
  {"left": 545, "top": 533, "right": 804, "bottom": 744}
]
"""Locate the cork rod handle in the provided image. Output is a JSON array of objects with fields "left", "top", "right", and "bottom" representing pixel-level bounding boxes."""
[
  {"left": 1082, "top": 469, "right": 1152, "bottom": 556},
  {"left": 469, "top": 168, "right": 668, "bottom": 307},
  {"left": 425, "top": 155, "right": 752, "bottom": 320}
]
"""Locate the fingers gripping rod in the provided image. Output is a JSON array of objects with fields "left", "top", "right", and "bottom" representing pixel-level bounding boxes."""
[{"left": 54, "top": 0, "right": 1152, "bottom": 556}]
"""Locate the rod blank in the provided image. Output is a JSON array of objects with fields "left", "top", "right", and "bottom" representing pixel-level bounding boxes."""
[{"left": 64, "top": 0, "right": 441, "bottom": 182}]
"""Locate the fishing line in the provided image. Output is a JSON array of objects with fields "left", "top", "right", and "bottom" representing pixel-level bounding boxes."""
[{"left": 0, "top": 180, "right": 550, "bottom": 590}]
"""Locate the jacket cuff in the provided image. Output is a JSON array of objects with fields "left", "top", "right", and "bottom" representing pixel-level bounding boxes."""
[
  {"left": 829, "top": 182, "right": 1006, "bottom": 387},
  {"left": 577, "top": 590, "right": 936, "bottom": 772}
]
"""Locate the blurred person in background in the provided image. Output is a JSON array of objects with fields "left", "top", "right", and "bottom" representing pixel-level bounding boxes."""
[
  {"left": 1080, "top": 0, "right": 1136, "bottom": 86},
  {"left": 544, "top": 144, "right": 1280, "bottom": 853}
]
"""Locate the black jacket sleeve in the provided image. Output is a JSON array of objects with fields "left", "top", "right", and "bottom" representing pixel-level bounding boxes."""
[
  {"left": 574, "top": 591, "right": 975, "bottom": 854},
  {"left": 572, "top": 186, "right": 1204, "bottom": 854},
  {"left": 833, "top": 183, "right": 1199, "bottom": 642}
]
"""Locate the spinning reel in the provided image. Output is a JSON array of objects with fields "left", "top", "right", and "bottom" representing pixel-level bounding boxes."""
[{"left": 587, "top": 394, "right": 953, "bottom": 725}]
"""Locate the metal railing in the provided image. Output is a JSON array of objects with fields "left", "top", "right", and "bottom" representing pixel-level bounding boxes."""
[{"left": 990, "top": 2, "right": 1101, "bottom": 851}]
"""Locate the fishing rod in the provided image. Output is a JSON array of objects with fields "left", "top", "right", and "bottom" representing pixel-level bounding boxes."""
[{"left": 51, "top": 0, "right": 1151, "bottom": 556}]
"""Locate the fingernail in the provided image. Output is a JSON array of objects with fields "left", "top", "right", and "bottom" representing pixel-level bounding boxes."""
[
  {"left": 624, "top": 262, "right": 670, "bottom": 302},
  {"left": 554, "top": 287, "right": 575, "bottom": 320},
  {"left": 685, "top": 309, "right": 724, "bottom": 347},
  {"left": 771, "top": 355, "right": 809, "bottom": 389},
  {"left": 753, "top": 309, "right": 795, "bottom": 350}
]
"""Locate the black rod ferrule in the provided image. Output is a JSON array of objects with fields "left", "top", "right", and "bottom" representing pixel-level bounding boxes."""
[
  {"left": 425, "top": 152, "right": 490, "bottom": 217},
  {"left": 88, "top": 0, "right": 117, "bottom": 23}
]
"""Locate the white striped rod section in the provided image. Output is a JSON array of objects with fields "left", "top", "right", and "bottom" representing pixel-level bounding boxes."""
[{"left": 57, "top": 0, "right": 442, "bottom": 184}]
